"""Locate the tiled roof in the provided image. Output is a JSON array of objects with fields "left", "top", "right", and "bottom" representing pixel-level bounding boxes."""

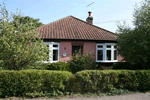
[{"left": 37, "top": 16, "right": 117, "bottom": 41}]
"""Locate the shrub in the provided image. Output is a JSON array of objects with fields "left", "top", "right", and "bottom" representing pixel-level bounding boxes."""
[
  {"left": 113, "top": 62, "right": 144, "bottom": 70},
  {"left": 67, "top": 70, "right": 150, "bottom": 94},
  {"left": 1, "top": 70, "right": 150, "bottom": 98},
  {"left": 117, "top": 70, "right": 139, "bottom": 91},
  {"left": 45, "top": 61, "right": 70, "bottom": 71},
  {"left": 26, "top": 64, "right": 47, "bottom": 70},
  {"left": 0, "top": 70, "right": 72, "bottom": 98},
  {"left": 113, "top": 62, "right": 131, "bottom": 69},
  {"left": 68, "top": 52, "right": 96, "bottom": 74},
  {"left": 67, "top": 70, "right": 121, "bottom": 93},
  {"left": 136, "top": 70, "right": 150, "bottom": 91}
]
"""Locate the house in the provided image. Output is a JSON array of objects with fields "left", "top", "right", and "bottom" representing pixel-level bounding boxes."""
[{"left": 37, "top": 11, "right": 123, "bottom": 65}]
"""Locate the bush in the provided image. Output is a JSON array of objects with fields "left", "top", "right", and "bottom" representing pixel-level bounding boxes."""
[
  {"left": 67, "top": 70, "right": 150, "bottom": 94},
  {"left": 67, "top": 70, "right": 121, "bottom": 93},
  {"left": 26, "top": 64, "right": 47, "bottom": 70},
  {"left": 113, "top": 62, "right": 144, "bottom": 70},
  {"left": 1, "top": 70, "right": 150, "bottom": 98},
  {"left": 45, "top": 61, "right": 70, "bottom": 71},
  {"left": 136, "top": 70, "right": 150, "bottom": 91},
  {"left": 68, "top": 52, "right": 96, "bottom": 74},
  {"left": 0, "top": 70, "right": 72, "bottom": 98}
]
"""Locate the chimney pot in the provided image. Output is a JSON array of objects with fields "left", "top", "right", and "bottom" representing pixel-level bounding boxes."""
[{"left": 88, "top": 11, "right": 92, "bottom": 16}]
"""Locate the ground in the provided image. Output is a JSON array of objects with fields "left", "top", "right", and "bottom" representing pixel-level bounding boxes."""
[{"left": 2, "top": 92, "right": 150, "bottom": 100}]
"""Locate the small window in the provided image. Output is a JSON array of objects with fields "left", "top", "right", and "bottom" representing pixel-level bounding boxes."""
[
  {"left": 98, "top": 45, "right": 103, "bottom": 48},
  {"left": 46, "top": 45, "right": 49, "bottom": 60},
  {"left": 53, "top": 44, "right": 58, "bottom": 47},
  {"left": 114, "top": 50, "right": 117, "bottom": 60},
  {"left": 72, "top": 46, "right": 83, "bottom": 55},
  {"left": 107, "top": 45, "right": 111, "bottom": 48},
  {"left": 106, "top": 50, "right": 111, "bottom": 60},
  {"left": 43, "top": 42, "right": 59, "bottom": 63},
  {"left": 97, "top": 50, "right": 103, "bottom": 60},
  {"left": 53, "top": 50, "right": 58, "bottom": 61},
  {"left": 114, "top": 45, "right": 117, "bottom": 49}
]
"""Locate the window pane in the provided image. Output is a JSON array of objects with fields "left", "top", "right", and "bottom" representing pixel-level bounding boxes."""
[
  {"left": 53, "top": 50, "right": 58, "bottom": 61},
  {"left": 107, "top": 50, "right": 111, "bottom": 60},
  {"left": 114, "top": 50, "right": 117, "bottom": 60},
  {"left": 98, "top": 45, "right": 103, "bottom": 48},
  {"left": 114, "top": 45, "right": 117, "bottom": 49},
  {"left": 97, "top": 50, "right": 103, "bottom": 60},
  {"left": 72, "top": 46, "right": 83, "bottom": 55},
  {"left": 47, "top": 45, "right": 49, "bottom": 60},
  {"left": 53, "top": 44, "right": 58, "bottom": 47},
  {"left": 107, "top": 45, "right": 111, "bottom": 48}
]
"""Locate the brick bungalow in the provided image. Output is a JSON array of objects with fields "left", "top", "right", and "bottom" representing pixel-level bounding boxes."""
[{"left": 37, "top": 12, "right": 123, "bottom": 65}]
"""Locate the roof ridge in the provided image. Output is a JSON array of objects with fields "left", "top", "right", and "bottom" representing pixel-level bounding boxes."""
[
  {"left": 69, "top": 15, "right": 115, "bottom": 35},
  {"left": 38, "top": 15, "right": 117, "bottom": 41},
  {"left": 38, "top": 15, "right": 115, "bottom": 35}
]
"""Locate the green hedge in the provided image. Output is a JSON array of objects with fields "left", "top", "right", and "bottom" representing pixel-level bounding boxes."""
[
  {"left": 112, "top": 62, "right": 148, "bottom": 70},
  {"left": 68, "top": 52, "right": 96, "bottom": 74},
  {"left": 67, "top": 70, "right": 150, "bottom": 93},
  {"left": 45, "top": 61, "right": 70, "bottom": 71},
  {"left": 0, "top": 70, "right": 150, "bottom": 98},
  {"left": 0, "top": 70, "right": 72, "bottom": 97}
]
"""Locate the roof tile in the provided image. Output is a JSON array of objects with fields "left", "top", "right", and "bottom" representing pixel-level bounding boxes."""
[{"left": 37, "top": 16, "right": 117, "bottom": 41}]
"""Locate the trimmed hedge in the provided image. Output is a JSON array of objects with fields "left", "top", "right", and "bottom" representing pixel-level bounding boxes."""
[
  {"left": 0, "top": 70, "right": 150, "bottom": 98},
  {"left": 67, "top": 70, "right": 150, "bottom": 93},
  {"left": 45, "top": 61, "right": 70, "bottom": 71},
  {"left": 0, "top": 70, "right": 72, "bottom": 97},
  {"left": 112, "top": 62, "right": 149, "bottom": 70}
]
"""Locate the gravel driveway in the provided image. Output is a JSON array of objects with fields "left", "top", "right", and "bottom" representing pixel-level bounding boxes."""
[
  {"left": 61, "top": 93, "right": 150, "bottom": 100},
  {"left": 4, "top": 92, "right": 150, "bottom": 100}
]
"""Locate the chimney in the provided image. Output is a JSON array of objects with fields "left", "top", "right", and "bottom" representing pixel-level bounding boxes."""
[{"left": 86, "top": 11, "right": 93, "bottom": 24}]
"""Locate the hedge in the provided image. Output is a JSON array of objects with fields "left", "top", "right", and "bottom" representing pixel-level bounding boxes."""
[
  {"left": 0, "top": 70, "right": 72, "bottom": 97},
  {"left": 0, "top": 70, "right": 150, "bottom": 98},
  {"left": 113, "top": 62, "right": 150, "bottom": 70},
  {"left": 45, "top": 61, "right": 70, "bottom": 71},
  {"left": 67, "top": 70, "right": 150, "bottom": 93}
]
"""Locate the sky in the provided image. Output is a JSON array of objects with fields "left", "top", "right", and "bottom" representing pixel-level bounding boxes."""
[{"left": 1, "top": 0, "right": 143, "bottom": 33}]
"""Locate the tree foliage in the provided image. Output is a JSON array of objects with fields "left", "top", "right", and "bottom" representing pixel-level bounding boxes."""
[
  {"left": 116, "top": 0, "right": 150, "bottom": 69},
  {"left": 12, "top": 15, "right": 44, "bottom": 32},
  {"left": 0, "top": 2, "right": 48, "bottom": 70}
]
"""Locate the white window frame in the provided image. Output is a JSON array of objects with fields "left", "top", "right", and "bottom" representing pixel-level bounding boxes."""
[
  {"left": 43, "top": 42, "right": 59, "bottom": 63},
  {"left": 96, "top": 43, "right": 118, "bottom": 62}
]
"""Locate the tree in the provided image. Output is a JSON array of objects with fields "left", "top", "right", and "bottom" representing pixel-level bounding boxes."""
[
  {"left": 12, "top": 15, "right": 44, "bottom": 32},
  {"left": 116, "top": 0, "right": 150, "bottom": 69},
  {"left": 0, "top": 2, "right": 48, "bottom": 70}
]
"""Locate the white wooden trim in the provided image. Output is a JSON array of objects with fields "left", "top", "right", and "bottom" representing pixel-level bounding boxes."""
[
  {"left": 43, "top": 42, "right": 59, "bottom": 63},
  {"left": 96, "top": 43, "right": 118, "bottom": 62}
]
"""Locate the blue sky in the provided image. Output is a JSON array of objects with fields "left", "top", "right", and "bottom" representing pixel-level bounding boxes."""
[{"left": 1, "top": 0, "right": 142, "bottom": 33}]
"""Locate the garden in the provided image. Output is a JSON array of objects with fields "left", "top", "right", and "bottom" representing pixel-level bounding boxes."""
[
  {"left": 0, "top": 0, "right": 150, "bottom": 99},
  {"left": 0, "top": 53, "right": 150, "bottom": 99}
]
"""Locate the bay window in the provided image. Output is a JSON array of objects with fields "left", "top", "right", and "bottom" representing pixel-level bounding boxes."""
[
  {"left": 96, "top": 43, "right": 117, "bottom": 62},
  {"left": 43, "top": 42, "right": 59, "bottom": 63}
]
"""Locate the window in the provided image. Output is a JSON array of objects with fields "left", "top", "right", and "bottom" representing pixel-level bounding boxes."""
[
  {"left": 96, "top": 43, "right": 117, "bottom": 62},
  {"left": 97, "top": 50, "right": 103, "bottom": 60},
  {"left": 43, "top": 42, "right": 59, "bottom": 63},
  {"left": 106, "top": 50, "right": 111, "bottom": 60},
  {"left": 72, "top": 46, "right": 83, "bottom": 55}
]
